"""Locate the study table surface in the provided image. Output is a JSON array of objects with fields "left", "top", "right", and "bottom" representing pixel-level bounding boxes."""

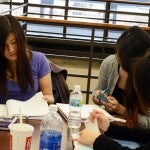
[{"left": 0, "top": 118, "right": 73, "bottom": 150}]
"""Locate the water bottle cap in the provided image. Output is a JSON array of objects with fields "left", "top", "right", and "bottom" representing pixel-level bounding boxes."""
[
  {"left": 49, "top": 104, "right": 58, "bottom": 112},
  {"left": 74, "top": 85, "right": 81, "bottom": 90}
]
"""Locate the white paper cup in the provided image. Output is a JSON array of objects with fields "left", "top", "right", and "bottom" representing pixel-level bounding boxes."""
[{"left": 9, "top": 123, "right": 34, "bottom": 150}]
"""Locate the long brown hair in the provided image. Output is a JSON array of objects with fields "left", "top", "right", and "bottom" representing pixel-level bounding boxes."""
[
  {"left": 0, "top": 15, "right": 34, "bottom": 97},
  {"left": 125, "top": 50, "right": 150, "bottom": 127}
]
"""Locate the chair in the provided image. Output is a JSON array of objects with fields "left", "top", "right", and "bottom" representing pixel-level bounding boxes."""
[{"left": 49, "top": 61, "right": 70, "bottom": 104}]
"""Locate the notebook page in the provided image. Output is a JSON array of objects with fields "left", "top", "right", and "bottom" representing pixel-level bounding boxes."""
[{"left": 0, "top": 105, "right": 8, "bottom": 116}]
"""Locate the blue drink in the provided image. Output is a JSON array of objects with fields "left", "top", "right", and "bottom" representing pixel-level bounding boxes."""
[{"left": 40, "top": 130, "right": 62, "bottom": 150}]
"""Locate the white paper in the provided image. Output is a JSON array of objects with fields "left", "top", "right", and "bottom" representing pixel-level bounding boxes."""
[
  {"left": 84, "top": 119, "right": 99, "bottom": 132},
  {"left": 5, "top": 92, "right": 49, "bottom": 117},
  {"left": 0, "top": 104, "right": 8, "bottom": 116}
]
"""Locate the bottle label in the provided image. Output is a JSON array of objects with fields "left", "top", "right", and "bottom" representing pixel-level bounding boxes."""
[{"left": 69, "top": 98, "right": 83, "bottom": 107}]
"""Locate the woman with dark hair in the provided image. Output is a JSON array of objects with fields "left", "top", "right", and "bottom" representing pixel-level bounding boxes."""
[
  {"left": 92, "top": 26, "right": 150, "bottom": 128},
  {"left": 125, "top": 48, "right": 150, "bottom": 128},
  {"left": 0, "top": 14, "right": 54, "bottom": 104},
  {"left": 73, "top": 51, "right": 150, "bottom": 150}
]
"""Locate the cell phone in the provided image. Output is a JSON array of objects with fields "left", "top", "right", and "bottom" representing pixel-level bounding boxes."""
[{"left": 97, "top": 94, "right": 108, "bottom": 103}]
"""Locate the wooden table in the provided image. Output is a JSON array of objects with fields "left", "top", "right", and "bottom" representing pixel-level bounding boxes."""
[{"left": 0, "top": 118, "right": 73, "bottom": 150}]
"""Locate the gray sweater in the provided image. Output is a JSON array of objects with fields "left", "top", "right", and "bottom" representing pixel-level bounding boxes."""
[{"left": 94, "top": 54, "right": 119, "bottom": 95}]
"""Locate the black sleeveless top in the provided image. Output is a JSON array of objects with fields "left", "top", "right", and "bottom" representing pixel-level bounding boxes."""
[{"left": 112, "top": 85, "right": 126, "bottom": 105}]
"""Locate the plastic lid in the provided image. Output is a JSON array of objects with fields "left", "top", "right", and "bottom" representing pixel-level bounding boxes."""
[
  {"left": 74, "top": 85, "right": 81, "bottom": 90},
  {"left": 9, "top": 123, "right": 34, "bottom": 132}
]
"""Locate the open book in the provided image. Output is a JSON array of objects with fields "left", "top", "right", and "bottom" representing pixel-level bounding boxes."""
[
  {"left": 56, "top": 103, "right": 126, "bottom": 123},
  {"left": 0, "top": 92, "right": 49, "bottom": 118}
]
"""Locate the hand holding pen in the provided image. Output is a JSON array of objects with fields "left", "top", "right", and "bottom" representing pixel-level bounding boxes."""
[
  {"left": 97, "top": 88, "right": 109, "bottom": 103},
  {"left": 94, "top": 88, "right": 126, "bottom": 115}
]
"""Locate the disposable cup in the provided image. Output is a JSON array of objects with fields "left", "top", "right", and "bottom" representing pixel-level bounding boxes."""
[{"left": 9, "top": 123, "right": 34, "bottom": 150}]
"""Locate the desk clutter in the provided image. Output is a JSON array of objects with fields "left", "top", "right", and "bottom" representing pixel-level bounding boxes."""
[{"left": 0, "top": 116, "right": 17, "bottom": 130}]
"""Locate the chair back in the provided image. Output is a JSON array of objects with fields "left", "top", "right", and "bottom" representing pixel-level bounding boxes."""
[{"left": 49, "top": 61, "right": 70, "bottom": 103}]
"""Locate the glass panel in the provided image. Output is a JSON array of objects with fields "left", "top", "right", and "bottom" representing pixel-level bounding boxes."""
[
  {"left": 110, "top": 3, "right": 149, "bottom": 13},
  {"left": 107, "top": 30, "right": 122, "bottom": 42},
  {"left": 0, "top": 4, "right": 10, "bottom": 14},
  {"left": 110, "top": 14, "right": 148, "bottom": 26},
  {"left": 68, "top": 0, "right": 106, "bottom": 22},
  {"left": 26, "top": 23, "right": 63, "bottom": 37},
  {"left": 28, "top": 0, "right": 65, "bottom": 19},
  {"left": 28, "top": 0, "right": 65, "bottom": 6},
  {"left": 94, "top": 29, "right": 104, "bottom": 41},
  {"left": 66, "top": 27, "right": 92, "bottom": 40},
  {"left": 11, "top": 5, "right": 24, "bottom": 16},
  {"left": 12, "top": 0, "right": 23, "bottom": 2},
  {"left": 110, "top": 2, "right": 149, "bottom": 26},
  {"left": 28, "top": 7, "right": 65, "bottom": 19}
]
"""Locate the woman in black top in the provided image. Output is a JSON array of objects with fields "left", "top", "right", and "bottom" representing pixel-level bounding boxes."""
[
  {"left": 93, "top": 118, "right": 150, "bottom": 150},
  {"left": 73, "top": 51, "right": 150, "bottom": 150}
]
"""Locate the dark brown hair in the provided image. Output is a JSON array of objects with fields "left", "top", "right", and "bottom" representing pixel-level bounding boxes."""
[
  {"left": 0, "top": 15, "right": 34, "bottom": 97},
  {"left": 125, "top": 50, "right": 150, "bottom": 127},
  {"left": 116, "top": 26, "right": 150, "bottom": 73}
]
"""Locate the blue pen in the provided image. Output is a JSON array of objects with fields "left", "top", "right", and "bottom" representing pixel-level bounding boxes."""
[
  {"left": 101, "top": 87, "right": 109, "bottom": 95},
  {"left": 97, "top": 88, "right": 109, "bottom": 103}
]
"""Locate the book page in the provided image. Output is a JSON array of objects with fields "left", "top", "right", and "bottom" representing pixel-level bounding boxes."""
[
  {"left": 56, "top": 103, "right": 126, "bottom": 123},
  {"left": 56, "top": 103, "right": 105, "bottom": 120},
  {"left": 6, "top": 92, "right": 49, "bottom": 117}
]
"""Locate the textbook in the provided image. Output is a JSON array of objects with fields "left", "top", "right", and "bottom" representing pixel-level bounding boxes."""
[
  {"left": 56, "top": 103, "right": 126, "bottom": 123},
  {"left": 0, "top": 92, "right": 49, "bottom": 118}
]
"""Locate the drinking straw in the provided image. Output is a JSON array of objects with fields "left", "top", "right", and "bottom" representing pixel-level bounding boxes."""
[{"left": 19, "top": 106, "right": 23, "bottom": 124}]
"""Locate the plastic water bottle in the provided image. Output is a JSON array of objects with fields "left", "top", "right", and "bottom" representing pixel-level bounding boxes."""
[
  {"left": 39, "top": 105, "right": 63, "bottom": 150},
  {"left": 68, "top": 85, "right": 83, "bottom": 137}
]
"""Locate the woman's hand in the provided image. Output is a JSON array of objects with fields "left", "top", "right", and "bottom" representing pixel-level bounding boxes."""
[
  {"left": 43, "top": 95, "right": 55, "bottom": 104},
  {"left": 73, "top": 110, "right": 110, "bottom": 145},
  {"left": 92, "top": 90, "right": 104, "bottom": 105},
  {"left": 101, "top": 96, "right": 126, "bottom": 115},
  {"left": 73, "top": 128, "right": 100, "bottom": 146},
  {"left": 89, "top": 110, "right": 110, "bottom": 133}
]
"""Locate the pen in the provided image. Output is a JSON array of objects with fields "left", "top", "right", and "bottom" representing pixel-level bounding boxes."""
[
  {"left": 101, "top": 87, "right": 109, "bottom": 95},
  {"left": 97, "top": 88, "right": 109, "bottom": 103}
]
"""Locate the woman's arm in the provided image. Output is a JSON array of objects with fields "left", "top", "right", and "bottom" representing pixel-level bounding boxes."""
[
  {"left": 39, "top": 72, "right": 54, "bottom": 104},
  {"left": 94, "top": 134, "right": 150, "bottom": 150},
  {"left": 105, "top": 123, "right": 150, "bottom": 144},
  {"left": 93, "top": 55, "right": 119, "bottom": 106},
  {"left": 73, "top": 110, "right": 150, "bottom": 150},
  {"left": 93, "top": 58, "right": 110, "bottom": 105}
]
